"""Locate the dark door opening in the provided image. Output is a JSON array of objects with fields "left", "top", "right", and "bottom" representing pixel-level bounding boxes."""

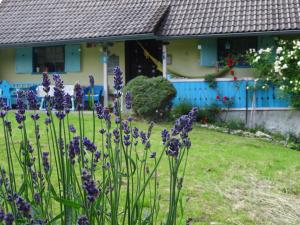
[{"left": 125, "top": 40, "right": 162, "bottom": 83}]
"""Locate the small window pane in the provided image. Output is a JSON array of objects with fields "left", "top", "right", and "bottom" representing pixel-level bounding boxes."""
[
  {"left": 218, "top": 37, "right": 257, "bottom": 67},
  {"left": 33, "top": 46, "right": 65, "bottom": 73}
]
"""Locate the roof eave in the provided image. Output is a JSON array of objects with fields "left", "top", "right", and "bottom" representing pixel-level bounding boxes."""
[
  {"left": 0, "top": 33, "right": 156, "bottom": 48},
  {"left": 157, "top": 30, "right": 300, "bottom": 40}
]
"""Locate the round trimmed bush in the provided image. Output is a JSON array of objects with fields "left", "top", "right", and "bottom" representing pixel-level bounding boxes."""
[{"left": 125, "top": 76, "right": 176, "bottom": 120}]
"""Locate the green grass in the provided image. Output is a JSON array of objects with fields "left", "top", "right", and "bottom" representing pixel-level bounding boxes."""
[{"left": 1, "top": 112, "right": 300, "bottom": 224}]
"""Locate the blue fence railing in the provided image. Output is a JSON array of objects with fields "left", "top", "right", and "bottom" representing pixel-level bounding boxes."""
[{"left": 171, "top": 79, "right": 290, "bottom": 109}]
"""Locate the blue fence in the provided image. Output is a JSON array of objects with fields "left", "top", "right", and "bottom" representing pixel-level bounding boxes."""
[{"left": 171, "top": 79, "right": 290, "bottom": 109}]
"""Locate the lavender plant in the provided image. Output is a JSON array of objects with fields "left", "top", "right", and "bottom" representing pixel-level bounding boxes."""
[{"left": 0, "top": 67, "right": 197, "bottom": 225}]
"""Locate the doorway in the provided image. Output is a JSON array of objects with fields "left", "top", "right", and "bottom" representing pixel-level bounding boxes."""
[{"left": 125, "top": 40, "right": 162, "bottom": 83}]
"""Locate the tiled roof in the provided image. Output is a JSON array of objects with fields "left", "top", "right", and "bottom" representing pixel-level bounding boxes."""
[
  {"left": 0, "top": 0, "right": 169, "bottom": 46},
  {"left": 159, "top": 0, "right": 300, "bottom": 36},
  {"left": 0, "top": 0, "right": 300, "bottom": 46}
]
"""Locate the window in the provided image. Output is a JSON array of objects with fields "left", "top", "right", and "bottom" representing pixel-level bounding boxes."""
[
  {"left": 108, "top": 54, "right": 120, "bottom": 75},
  {"left": 33, "top": 46, "right": 65, "bottom": 73},
  {"left": 217, "top": 37, "right": 257, "bottom": 67}
]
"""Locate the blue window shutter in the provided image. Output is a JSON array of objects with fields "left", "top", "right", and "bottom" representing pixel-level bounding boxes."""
[
  {"left": 200, "top": 38, "right": 217, "bottom": 67},
  {"left": 15, "top": 47, "right": 33, "bottom": 73},
  {"left": 65, "top": 45, "right": 81, "bottom": 72}
]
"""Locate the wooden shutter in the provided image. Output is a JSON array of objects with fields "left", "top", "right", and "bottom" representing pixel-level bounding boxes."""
[
  {"left": 15, "top": 47, "right": 33, "bottom": 74},
  {"left": 200, "top": 38, "right": 217, "bottom": 67},
  {"left": 65, "top": 45, "right": 81, "bottom": 72}
]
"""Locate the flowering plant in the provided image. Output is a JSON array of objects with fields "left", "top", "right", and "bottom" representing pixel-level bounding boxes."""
[
  {"left": 0, "top": 67, "right": 197, "bottom": 225},
  {"left": 247, "top": 39, "right": 300, "bottom": 107}
]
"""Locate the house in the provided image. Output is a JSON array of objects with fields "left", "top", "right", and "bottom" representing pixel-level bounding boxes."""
[{"left": 0, "top": 0, "right": 300, "bottom": 107}]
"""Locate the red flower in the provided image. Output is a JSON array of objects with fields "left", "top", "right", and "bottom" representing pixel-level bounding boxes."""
[
  {"left": 233, "top": 76, "right": 238, "bottom": 81},
  {"left": 230, "top": 70, "right": 235, "bottom": 76},
  {"left": 223, "top": 96, "right": 228, "bottom": 102},
  {"left": 216, "top": 95, "right": 221, "bottom": 100},
  {"left": 227, "top": 58, "right": 234, "bottom": 67}
]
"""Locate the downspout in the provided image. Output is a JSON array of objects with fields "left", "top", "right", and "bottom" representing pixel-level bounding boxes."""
[
  {"left": 162, "top": 42, "right": 168, "bottom": 79},
  {"left": 245, "top": 80, "right": 249, "bottom": 126},
  {"left": 102, "top": 46, "right": 109, "bottom": 107}
]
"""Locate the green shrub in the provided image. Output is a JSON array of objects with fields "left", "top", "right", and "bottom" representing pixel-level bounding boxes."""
[
  {"left": 197, "top": 103, "right": 222, "bottom": 124},
  {"left": 125, "top": 76, "right": 177, "bottom": 120},
  {"left": 171, "top": 102, "right": 193, "bottom": 119}
]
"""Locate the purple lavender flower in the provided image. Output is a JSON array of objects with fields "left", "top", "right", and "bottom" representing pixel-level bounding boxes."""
[
  {"left": 53, "top": 74, "right": 65, "bottom": 112},
  {"left": 161, "top": 129, "right": 170, "bottom": 145},
  {"left": 115, "top": 117, "right": 121, "bottom": 124},
  {"left": 113, "top": 128, "right": 120, "bottom": 143},
  {"left": 4, "top": 120, "right": 11, "bottom": 134},
  {"left": 0, "top": 208, "right": 4, "bottom": 221},
  {"left": 125, "top": 92, "right": 132, "bottom": 110},
  {"left": 27, "top": 90, "right": 39, "bottom": 110},
  {"left": 103, "top": 108, "right": 111, "bottom": 121},
  {"left": 123, "top": 134, "right": 131, "bottom": 146},
  {"left": 4, "top": 212, "right": 14, "bottom": 225},
  {"left": 28, "top": 144, "right": 34, "bottom": 154},
  {"left": 83, "top": 137, "right": 97, "bottom": 153},
  {"left": 0, "top": 110, "right": 7, "bottom": 118},
  {"left": 42, "top": 72, "right": 51, "bottom": 94},
  {"left": 95, "top": 103, "right": 103, "bottom": 119},
  {"left": 0, "top": 98, "right": 9, "bottom": 118},
  {"left": 69, "top": 124, "right": 76, "bottom": 133},
  {"left": 15, "top": 112, "right": 26, "bottom": 124},
  {"left": 140, "top": 131, "right": 147, "bottom": 145},
  {"left": 89, "top": 75, "right": 95, "bottom": 88},
  {"left": 113, "top": 66, "right": 123, "bottom": 92},
  {"left": 15, "top": 196, "right": 31, "bottom": 218},
  {"left": 77, "top": 215, "right": 90, "bottom": 225},
  {"left": 30, "top": 113, "right": 40, "bottom": 121},
  {"left": 121, "top": 121, "right": 130, "bottom": 134},
  {"left": 166, "top": 138, "right": 180, "bottom": 157},
  {"left": 94, "top": 151, "right": 101, "bottom": 163},
  {"left": 74, "top": 83, "right": 83, "bottom": 110},
  {"left": 33, "top": 193, "right": 41, "bottom": 204},
  {"left": 171, "top": 108, "right": 198, "bottom": 138},
  {"left": 42, "top": 152, "right": 50, "bottom": 173},
  {"left": 69, "top": 136, "right": 80, "bottom": 164},
  {"left": 16, "top": 90, "right": 26, "bottom": 115},
  {"left": 81, "top": 169, "right": 100, "bottom": 202},
  {"left": 150, "top": 152, "right": 156, "bottom": 158},
  {"left": 64, "top": 93, "right": 72, "bottom": 114},
  {"left": 44, "top": 118, "right": 51, "bottom": 126},
  {"left": 133, "top": 127, "right": 139, "bottom": 139},
  {"left": 113, "top": 99, "right": 119, "bottom": 116},
  {"left": 99, "top": 128, "right": 106, "bottom": 134},
  {"left": 55, "top": 111, "right": 66, "bottom": 120}
]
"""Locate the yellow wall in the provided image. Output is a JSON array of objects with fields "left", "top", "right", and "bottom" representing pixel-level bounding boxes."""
[
  {"left": 167, "top": 39, "right": 254, "bottom": 78},
  {"left": 0, "top": 42, "right": 125, "bottom": 89}
]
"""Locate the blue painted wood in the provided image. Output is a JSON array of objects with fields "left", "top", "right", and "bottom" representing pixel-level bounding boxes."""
[
  {"left": 16, "top": 47, "right": 33, "bottom": 74},
  {"left": 0, "top": 80, "right": 12, "bottom": 107},
  {"left": 65, "top": 45, "right": 81, "bottom": 72},
  {"left": 172, "top": 80, "right": 290, "bottom": 109},
  {"left": 200, "top": 38, "right": 217, "bottom": 67}
]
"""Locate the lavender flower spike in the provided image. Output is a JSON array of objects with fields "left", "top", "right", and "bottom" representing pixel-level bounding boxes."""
[
  {"left": 125, "top": 92, "right": 132, "bottom": 110},
  {"left": 42, "top": 72, "right": 51, "bottom": 94},
  {"left": 113, "top": 66, "right": 123, "bottom": 92},
  {"left": 77, "top": 215, "right": 90, "bottom": 225},
  {"left": 53, "top": 74, "right": 65, "bottom": 111},
  {"left": 74, "top": 83, "right": 84, "bottom": 110},
  {"left": 89, "top": 75, "right": 95, "bottom": 88}
]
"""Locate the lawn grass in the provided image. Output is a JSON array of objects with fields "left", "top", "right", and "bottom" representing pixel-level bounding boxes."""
[{"left": 1, "top": 112, "right": 300, "bottom": 225}]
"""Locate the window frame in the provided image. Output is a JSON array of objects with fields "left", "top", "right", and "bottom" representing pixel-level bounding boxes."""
[
  {"left": 217, "top": 37, "right": 258, "bottom": 68},
  {"left": 32, "top": 46, "right": 65, "bottom": 74}
]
